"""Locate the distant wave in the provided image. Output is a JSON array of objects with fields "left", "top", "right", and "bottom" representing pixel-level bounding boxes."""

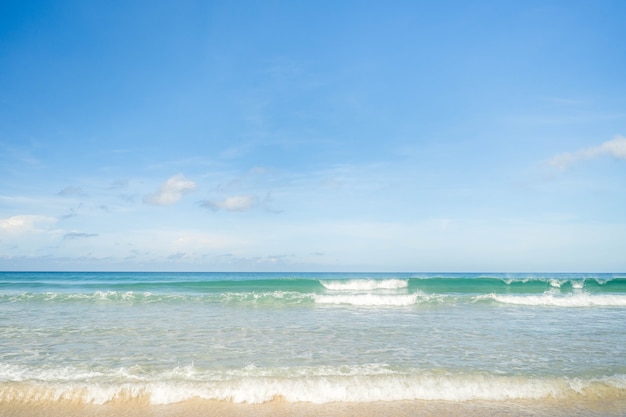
[
  {"left": 320, "top": 279, "right": 408, "bottom": 291},
  {"left": 2, "top": 274, "right": 626, "bottom": 309},
  {"left": 0, "top": 290, "right": 317, "bottom": 306},
  {"left": 480, "top": 293, "right": 626, "bottom": 307},
  {"left": 4, "top": 288, "right": 626, "bottom": 308},
  {"left": 408, "top": 276, "right": 626, "bottom": 294},
  {"left": 2, "top": 274, "right": 625, "bottom": 295}
]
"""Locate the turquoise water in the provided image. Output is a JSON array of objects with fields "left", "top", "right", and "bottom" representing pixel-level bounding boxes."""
[{"left": 1, "top": 272, "right": 625, "bottom": 405}]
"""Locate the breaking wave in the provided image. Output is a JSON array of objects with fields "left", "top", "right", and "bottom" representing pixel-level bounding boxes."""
[
  {"left": 480, "top": 293, "right": 626, "bottom": 307},
  {"left": 1, "top": 363, "right": 625, "bottom": 405}
]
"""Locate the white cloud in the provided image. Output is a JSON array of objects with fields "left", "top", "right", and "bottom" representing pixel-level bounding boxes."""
[
  {"left": 0, "top": 215, "right": 57, "bottom": 234},
  {"left": 200, "top": 195, "right": 257, "bottom": 212},
  {"left": 600, "top": 135, "right": 626, "bottom": 158},
  {"left": 549, "top": 135, "right": 626, "bottom": 170},
  {"left": 144, "top": 174, "right": 196, "bottom": 206}
]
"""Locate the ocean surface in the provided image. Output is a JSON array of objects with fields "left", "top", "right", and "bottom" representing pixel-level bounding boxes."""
[{"left": 1, "top": 271, "right": 625, "bottom": 416}]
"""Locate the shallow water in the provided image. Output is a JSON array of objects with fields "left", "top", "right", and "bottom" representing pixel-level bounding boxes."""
[{"left": 1, "top": 272, "right": 625, "bottom": 413}]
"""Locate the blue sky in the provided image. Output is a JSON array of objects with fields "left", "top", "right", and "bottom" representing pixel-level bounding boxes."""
[{"left": 1, "top": 0, "right": 625, "bottom": 272}]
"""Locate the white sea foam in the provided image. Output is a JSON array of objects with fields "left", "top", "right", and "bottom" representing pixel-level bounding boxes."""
[
  {"left": 549, "top": 279, "right": 586, "bottom": 289},
  {"left": 483, "top": 293, "right": 626, "bottom": 307},
  {"left": 3, "top": 362, "right": 625, "bottom": 405},
  {"left": 549, "top": 279, "right": 563, "bottom": 288},
  {"left": 320, "top": 279, "right": 408, "bottom": 291},
  {"left": 314, "top": 293, "right": 420, "bottom": 307},
  {"left": 0, "top": 363, "right": 105, "bottom": 382},
  {"left": 571, "top": 281, "right": 584, "bottom": 289},
  {"left": 219, "top": 291, "right": 313, "bottom": 305},
  {"left": 2, "top": 371, "right": 625, "bottom": 405},
  {"left": 0, "top": 363, "right": 398, "bottom": 384},
  {"left": 4, "top": 291, "right": 185, "bottom": 304}
]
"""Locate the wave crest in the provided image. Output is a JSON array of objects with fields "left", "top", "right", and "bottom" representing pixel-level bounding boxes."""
[
  {"left": 320, "top": 279, "right": 408, "bottom": 291},
  {"left": 480, "top": 293, "right": 626, "bottom": 307}
]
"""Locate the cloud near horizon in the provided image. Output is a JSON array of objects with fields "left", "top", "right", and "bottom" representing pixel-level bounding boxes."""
[
  {"left": 549, "top": 135, "right": 626, "bottom": 170},
  {"left": 144, "top": 174, "right": 196, "bottom": 206},
  {"left": 0, "top": 215, "right": 57, "bottom": 234}
]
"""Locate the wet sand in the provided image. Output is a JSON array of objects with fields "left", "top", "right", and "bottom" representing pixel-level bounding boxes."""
[{"left": 2, "top": 398, "right": 625, "bottom": 417}]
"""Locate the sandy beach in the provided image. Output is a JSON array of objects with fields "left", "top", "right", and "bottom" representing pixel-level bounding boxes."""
[{"left": 3, "top": 398, "right": 626, "bottom": 417}]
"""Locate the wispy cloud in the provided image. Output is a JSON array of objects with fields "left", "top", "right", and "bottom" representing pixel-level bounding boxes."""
[
  {"left": 167, "top": 251, "right": 186, "bottom": 260},
  {"left": 144, "top": 174, "right": 196, "bottom": 206},
  {"left": 199, "top": 195, "right": 257, "bottom": 212},
  {"left": 548, "top": 135, "right": 626, "bottom": 170},
  {"left": 107, "top": 179, "right": 129, "bottom": 190},
  {"left": 63, "top": 232, "right": 98, "bottom": 240},
  {"left": 57, "top": 186, "right": 86, "bottom": 198},
  {"left": 60, "top": 209, "right": 78, "bottom": 220}
]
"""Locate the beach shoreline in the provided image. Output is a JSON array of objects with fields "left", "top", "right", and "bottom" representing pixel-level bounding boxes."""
[{"left": 2, "top": 398, "right": 626, "bottom": 417}]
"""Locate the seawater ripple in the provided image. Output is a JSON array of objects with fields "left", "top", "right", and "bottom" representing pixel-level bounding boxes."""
[{"left": 4, "top": 290, "right": 626, "bottom": 307}]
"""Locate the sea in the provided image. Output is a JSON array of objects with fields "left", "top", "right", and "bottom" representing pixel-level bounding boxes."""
[{"left": 1, "top": 271, "right": 625, "bottom": 417}]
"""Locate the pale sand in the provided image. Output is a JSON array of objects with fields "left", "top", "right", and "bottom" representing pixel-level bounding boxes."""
[{"left": 2, "top": 398, "right": 625, "bottom": 417}]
